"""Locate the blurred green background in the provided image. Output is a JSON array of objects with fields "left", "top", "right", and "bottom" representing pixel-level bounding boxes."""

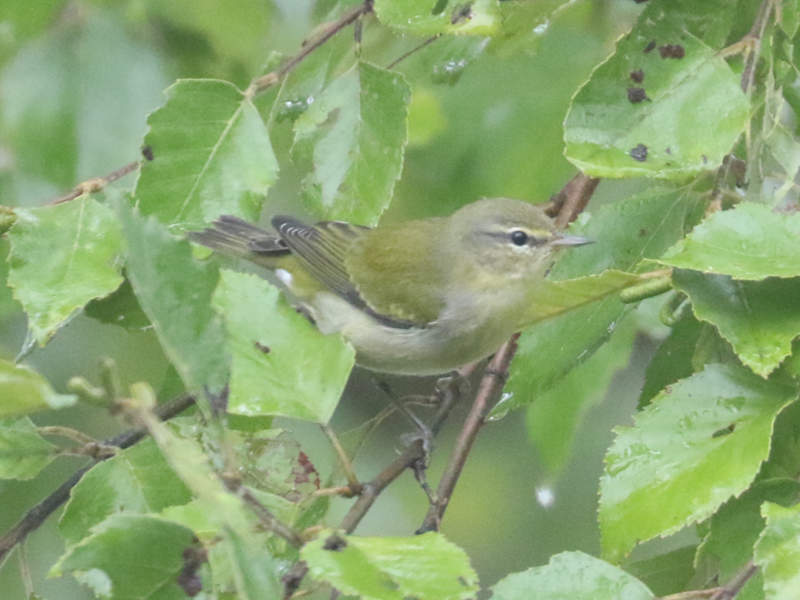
[{"left": 0, "top": 1, "right": 664, "bottom": 597}]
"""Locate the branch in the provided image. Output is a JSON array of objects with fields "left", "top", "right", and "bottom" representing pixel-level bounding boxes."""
[
  {"left": 658, "top": 561, "right": 759, "bottom": 600},
  {"left": 740, "top": 0, "right": 775, "bottom": 94},
  {"left": 417, "top": 335, "right": 520, "bottom": 533},
  {"left": 246, "top": 1, "right": 374, "bottom": 96},
  {"left": 0, "top": 394, "right": 196, "bottom": 565},
  {"left": 551, "top": 173, "right": 600, "bottom": 229},
  {"left": 48, "top": 160, "right": 141, "bottom": 205}
]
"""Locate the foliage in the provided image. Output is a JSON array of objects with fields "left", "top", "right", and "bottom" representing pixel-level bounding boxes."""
[{"left": 1, "top": 1, "right": 800, "bottom": 599}]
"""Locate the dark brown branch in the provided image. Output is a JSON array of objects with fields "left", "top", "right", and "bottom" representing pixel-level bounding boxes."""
[
  {"left": 658, "top": 561, "right": 759, "bottom": 600},
  {"left": 239, "top": 487, "right": 304, "bottom": 548},
  {"left": 740, "top": 0, "right": 774, "bottom": 93},
  {"left": 417, "top": 335, "right": 520, "bottom": 533},
  {"left": 385, "top": 35, "right": 441, "bottom": 70},
  {"left": 0, "top": 394, "right": 196, "bottom": 565},
  {"left": 552, "top": 173, "right": 600, "bottom": 229},
  {"left": 48, "top": 160, "right": 140, "bottom": 205},
  {"left": 711, "top": 562, "right": 758, "bottom": 600},
  {"left": 247, "top": 1, "right": 374, "bottom": 96}
]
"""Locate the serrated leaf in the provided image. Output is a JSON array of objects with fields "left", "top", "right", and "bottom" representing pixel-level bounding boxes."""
[
  {"left": 84, "top": 278, "right": 151, "bottom": 330},
  {"left": 599, "top": 364, "right": 795, "bottom": 561},
  {"left": 374, "top": 0, "right": 499, "bottom": 36},
  {"left": 0, "top": 417, "right": 55, "bottom": 480},
  {"left": 490, "top": 551, "right": 654, "bottom": 600},
  {"left": 564, "top": 1, "right": 748, "bottom": 178},
  {"left": 659, "top": 203, "right": 800, "bottom": 279},
  {"left": 7, "top": 195, "right": 124, "bottom": 344},
  {"left": 526, "top": 316, "right": 636, "bottom": 475},
  {"left": 59, "top": 439, "right": 192, "bottom": 545},
  {"left": 302, "top": 531, "right": 478, "bottom": 600},
  {"left": 673, "top": 270, "right": 800, "bottom": 377},
  {"left": 292, "top": 61, "right": 409, "bottom": 225},
  {"left": 503, "top": 185, "right": 703, "bottom": 414},
  {"left": 211, "top": 270, "right": 353, "bottom": 422},
  {"left": 639, "top": 314, "right": 701, "bottom": 407},
  {"left": 754, "top": 502, "right": 800, "bottom": 600},
  {"left": 118, "top": 201, "right": 229, "bottom": 395},
  {"left": 624, "top": 545, "right": 697, "bottom": 597},
  {"left": 224, "top": 527, "right": 282, "bottom": 600},
  {"left": 134, "top": 79, "right": 278, "bottom": 230},
  {"left": 695, "top": 479, "right": 800, "bottom": 600},
  {"left": 51, "top": 514, "right": 195, "bottom": 600},
  {"left": 0, "top": 359, "right": 75, "bottom": 418}
]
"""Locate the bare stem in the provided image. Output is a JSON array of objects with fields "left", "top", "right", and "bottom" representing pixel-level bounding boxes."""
[
  {"left": 417, "top": 335, "right": 520, "bottom": 532},
  {"left": 247, "top": 1, "right": 374, "bottom": 96},
  {"left": 48, "top": 160, "right": 140, "bottom": 205},
  {"left": 320, "top": 424, "right": 362, "bottom": 494}
]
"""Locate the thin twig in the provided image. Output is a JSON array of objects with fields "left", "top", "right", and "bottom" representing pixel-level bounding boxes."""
[
  {"left": 417, "top": 335, "right": 520, "bottom": 533},
  {"left": 247, "top": 1, "right": 374, "bottom": 96},
  {"left": 740, "top": 0, "right": 775, "bottom": 93},
  {"left": 48, "top": 160, "right": 140, "bottom": 205},
  {"left": 239, "top": 487, "right": 304, "bottom": 548},
  {"left": 710, "top": 562, "right": 758, "bottom": 600},
  {"left": 0, "top": 394, "right": 196, "bottom": 565},
  {"left": 320, "top": 424, "right": 362, "bottom": 494},
  {"left": 385, "top": 35, "right": 441, "bottom": 70}
]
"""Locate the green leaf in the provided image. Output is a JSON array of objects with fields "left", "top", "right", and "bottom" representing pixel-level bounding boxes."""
[
  {"left": 224, "top": 527, "right": 282, "bottom": 600},
  {"left": 0, "top": 359, "right": 75, "bottom": 418},
  {"left": 504, "top": 185, "right": 703, "bottom": 413},
  {"left": 624, "top": 545, "right": 697, "bottom": 597},
  {"left": 59, "top": 439, "right": 192, "bottom": 545},
  {"left": 118, "top": 201, "right": 229, "bottom": 394},
  {"left": 695, "top": 479, "right": 800, "bottom": 599},
  {"left": 211, "top": 270, "right": 353, "bottom": 422},
  {"left": 638, "top": 314, "right": 701, "bottom": 407},
  {"left": 51, "top": 514, "right": 196, "bottom": 600},
  {"left": 7, "top": 195, "right": 124, "bottom": 344},
  {"left": 0, "top": 417, "right": 55, "bottom": 480},
  {"left": 130, "top": 410, "right": 283, "bottom": 597},
  {"left": 0, "top": 13, "right": 168, "bottom": 190},
  {"left": 84, "top": 278, "right": 151, "bottom": 330},
  {"left": 659, "top": 203, "right": 800, "bottom": 279},
  {"left": 302, "top": 531, "right": 478, "bottom": 600},
  {"left": 563, "top": 1, "right": 748, "bottom": 178},
  {"left": 754, "top": 502, "right": 800, "bottom": 600},
  {"left": 292, "top": 61, "right": 410, "bottom": 225},
  {"left": 134, "top": 79, "right": 278, "bottom": 230},
  {"left": 490, "top": 551, "right": 654, "bottom": 600},
  {"left": 526, "top": 312, "right": 636, "bottom": 474},
  {"left": 599, "top": 364, "right": 795, "bottom": 561},
  {"left": 374, "top": 0, "right": 499, "bottom": 36},
  {"left": 673, "top": 270, "right": 800, "bottom": 377}
]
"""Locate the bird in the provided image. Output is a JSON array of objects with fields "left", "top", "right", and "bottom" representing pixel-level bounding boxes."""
[{"left": 189, "top": 197, "right": 591, "bottom": 376}]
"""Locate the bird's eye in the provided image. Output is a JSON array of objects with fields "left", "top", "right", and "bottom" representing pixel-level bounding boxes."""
[{"left": 510, "top": 230, "right": 528, "bottom": 246}]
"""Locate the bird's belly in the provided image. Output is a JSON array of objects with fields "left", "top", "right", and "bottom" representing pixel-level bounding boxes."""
[{"left": 309, "top": 292, "right": 514, "bottom": 376}]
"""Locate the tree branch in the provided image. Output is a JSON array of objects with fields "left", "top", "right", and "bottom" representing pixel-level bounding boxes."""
[
  {"left": 0, "top": 394, "right": 196, "bottom": 565},
  {"left": 417, "top": 335, "right": 520, "bottom": 533},
  {"left": 48, "top": 160, "right": 141, "bottom": 205}
]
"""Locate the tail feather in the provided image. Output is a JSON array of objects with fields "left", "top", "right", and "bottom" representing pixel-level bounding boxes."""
[{"left": 188, "top": 215, "right": 290, "bottom": 262}]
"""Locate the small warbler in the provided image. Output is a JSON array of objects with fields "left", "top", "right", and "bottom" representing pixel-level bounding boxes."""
[{"left": 190, "top": 197, "right": 590, "bottom": 375}]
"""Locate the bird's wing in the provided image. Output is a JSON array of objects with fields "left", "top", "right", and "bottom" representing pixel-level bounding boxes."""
[
  {"left": 345, "top": 219, "right": 446, "bottom": 325},
  {"left": 273, "top": 216, "right": 447, "bottom": 327},
  {"left": 273, "top": 216, "right": 420, "bottom": 328}
]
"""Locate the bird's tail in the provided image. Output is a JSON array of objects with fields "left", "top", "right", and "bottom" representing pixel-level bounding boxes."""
[{"left": 188, "top": 215, "right": 290, "bottom": 268}]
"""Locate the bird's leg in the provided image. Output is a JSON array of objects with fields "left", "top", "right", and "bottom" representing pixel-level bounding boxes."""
[{"left": 372, "top": 377, "right": 434, "bottom": 465}]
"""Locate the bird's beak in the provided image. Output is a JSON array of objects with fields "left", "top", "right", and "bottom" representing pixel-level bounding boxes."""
[{"left": 550, "top": 235, "right": 594, "bottom": 247}]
